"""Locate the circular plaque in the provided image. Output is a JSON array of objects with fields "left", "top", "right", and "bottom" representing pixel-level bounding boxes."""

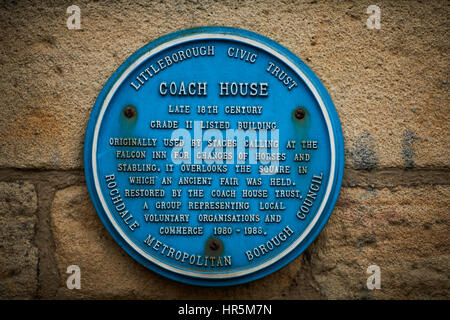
[{"left": 84, "top": 27, "right": 344, "bottom": 286}]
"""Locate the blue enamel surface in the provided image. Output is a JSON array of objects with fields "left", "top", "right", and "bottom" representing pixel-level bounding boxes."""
[{"left": 84, "top": 27, "right": 344, "bottom": 286}]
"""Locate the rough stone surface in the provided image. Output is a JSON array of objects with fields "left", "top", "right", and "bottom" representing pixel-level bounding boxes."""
[
  {"left": 298, "top": 185, "right": 450, "bottom": 300},
  {"left": 0, "top": 0, "right": 449, "bottom": 169},
  {"left": 1, "top": 0, "right": 449, "bottom": 300},
  {"left": 50, "top": 185, "right": 314, "bottom": 299},
  {"left": 0, "top": 181, "right": 38, "bottom": 299},
  {"left": 50, "top": 184, "right": 449, "bottom": 299}
]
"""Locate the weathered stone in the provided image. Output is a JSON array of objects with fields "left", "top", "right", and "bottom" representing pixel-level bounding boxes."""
[
  {"left": 1, "top": 0, "right": 449, "bottom": 301},
  {"left": 0, "top": 0, "right": 448, "bottom": 169},
  {"left": 0, "top": 181, "right": 38, "bottom": 299},
  {"left": 50, "top": 184, "right": 449, "bottom": 299},
  {"left": 347, "top": 133, "right": 379, "bottom": 171},
  {"left": 50, "top": 185, "right": 312, "bottom": 299},
  {"left": 284, "top": 185, "right": 450, "bottom": 299}
]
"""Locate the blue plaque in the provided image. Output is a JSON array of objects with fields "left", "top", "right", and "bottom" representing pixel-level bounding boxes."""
[{"left": 84, "top": 27, "right": 344, "bottom": 286}]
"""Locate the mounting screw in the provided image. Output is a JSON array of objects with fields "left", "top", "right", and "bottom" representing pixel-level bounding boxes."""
[
  {"left": 209, "top": 239, "right": 221, "bottom": 251},
  {"left": 295, "top": 107, "right": 306, "bottom": 120},
  {"left": 123, "top": 106, "right": 136, "bottom": 118}
]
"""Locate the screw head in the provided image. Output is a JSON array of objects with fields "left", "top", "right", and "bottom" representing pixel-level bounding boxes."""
[
  {"left": 123, "top": 106, "right": 136, "bottom": 118},
  {"left": 295, "top": 107, "right": 306, "bottom": 120},
  {"left": 209, "top": 239, "right": 220, "bottom": 251}
]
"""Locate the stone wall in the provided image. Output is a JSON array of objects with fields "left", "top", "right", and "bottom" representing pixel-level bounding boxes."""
[{"left": 0, "top": 0, "right": 448, "bottom": 299}]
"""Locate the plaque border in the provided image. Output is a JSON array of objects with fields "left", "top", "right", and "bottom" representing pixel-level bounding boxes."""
[{"left": 84, "top": 26, "right": 345, "bottom": 286}]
